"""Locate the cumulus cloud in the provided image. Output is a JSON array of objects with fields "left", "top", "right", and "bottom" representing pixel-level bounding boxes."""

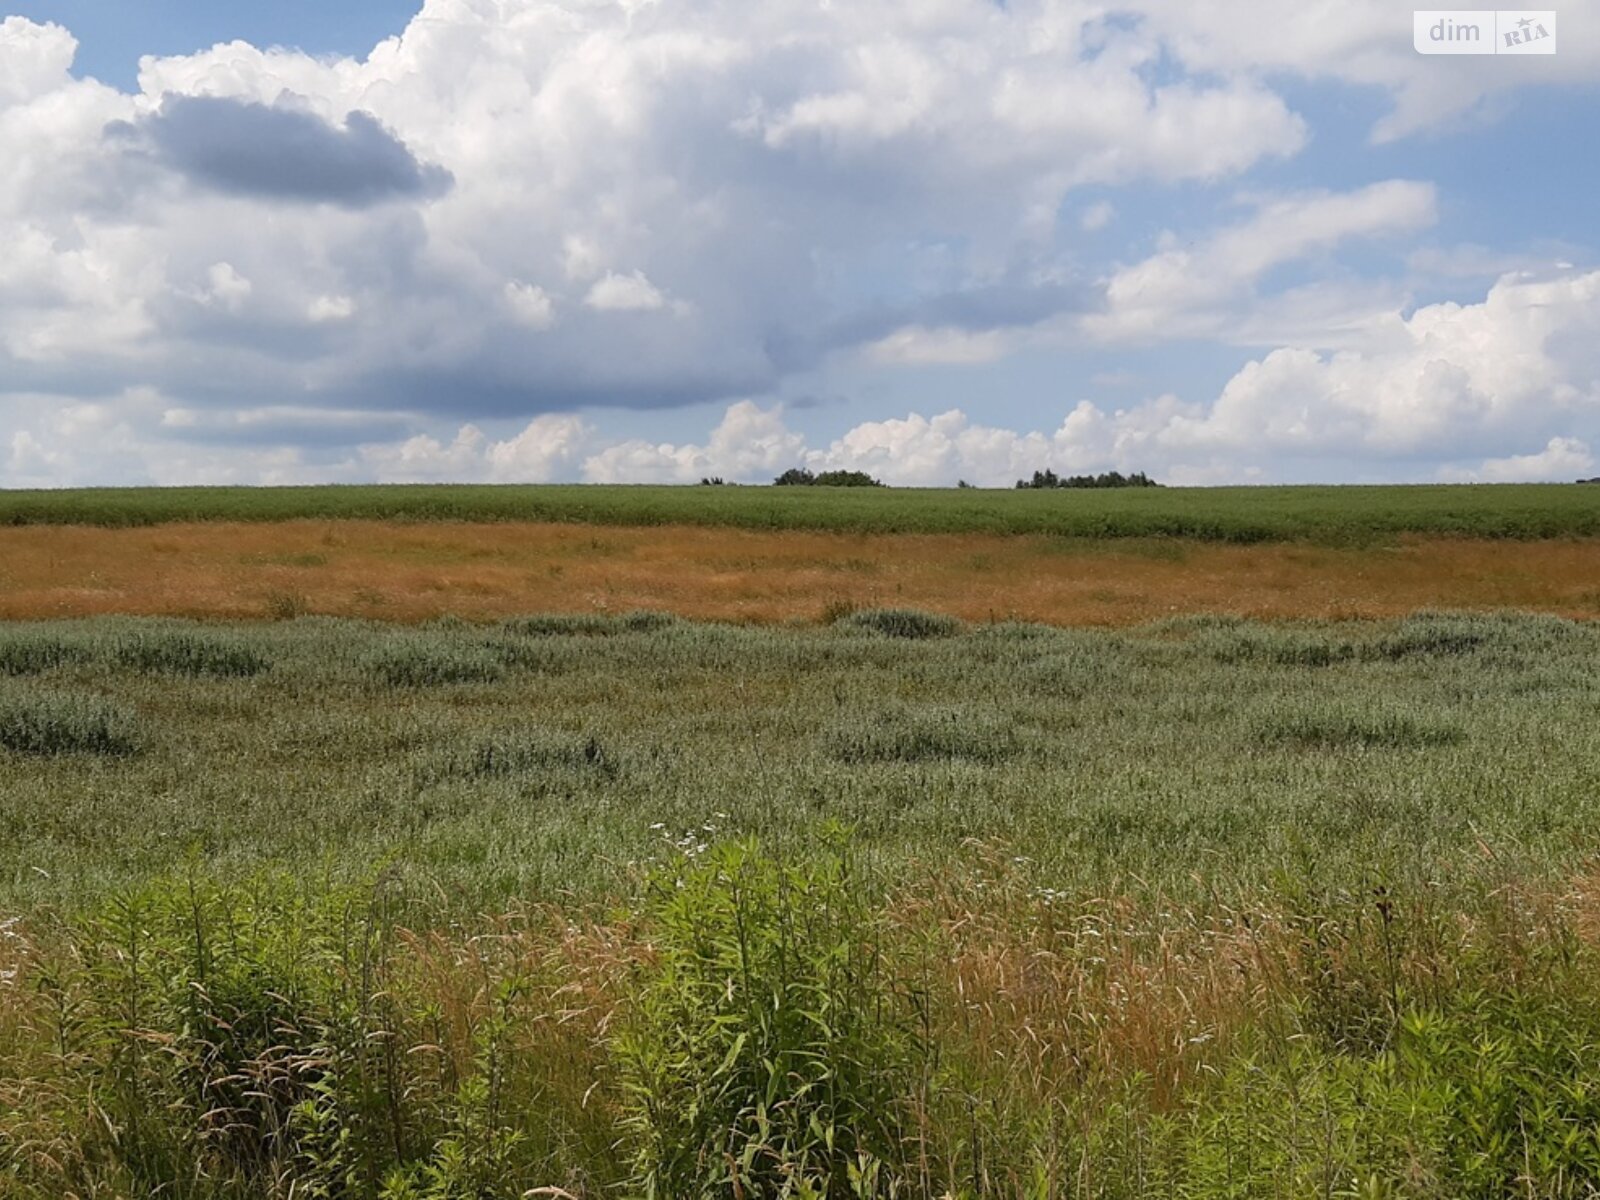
[
  {"left": 1085, "top": 181, "right": 1438, "bottom": 344},
  {"left": 308, "top": 294, "right": 355, "bottom": 322},
  {"left": 0, "top": 1, "right": 1314, "bottom": 438},
  {"left": 1443, "top": 438, "right": 1595, "bottom": 483},
  {"left": 503, "top": 282, "right": 555, "bottom": 330},
  {"left": 0, "top": 4, "right": 1594, "bottom": 487},
  {"left": 0, "top": 15, "right": 77, "bottom": 105},
  {"left": 4, "top": 264, "right": 1597, "bottom": 489},
  {"left": 583, "top": 271, "right": 668, "bottom": 313},
  {"left": 1136, "top": 0, "right": 1600, "bottom": 142},
  {"left": 128, "top": 95, "right": 453, "bottom": 207},
  {"left": 582, "top": 402, "right": 808, "bottom": 484},
  {"left": 318, "top": 268, "right": 1600, "bottom": 488},
  {"left": 1167, "top": 271, "right": 1600, "bottom": 461}
]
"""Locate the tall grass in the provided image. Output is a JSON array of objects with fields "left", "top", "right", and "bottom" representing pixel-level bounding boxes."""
[
  {"left": 112, "top": 628, "right": 271, "bottom": 677},
  {"left": 2, "top": 610, "right": 1600, "bottom": 1195},
  {"left": 0, "top": 691, "right": 139, "bottom": 756},
  {"left": 8, "top": 846, "right": 1600, "bottom": 1196}
]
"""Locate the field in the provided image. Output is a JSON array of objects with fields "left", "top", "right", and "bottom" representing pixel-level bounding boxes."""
[
  {"left": 2, "top": 481, "right": 1599, "bottom": 541},
  {"left": 5, "top": 607, "right": 1600, "bottom": 1197},
  {"left": 3, "top": 520, "right": 1600, "bottom": 625}
]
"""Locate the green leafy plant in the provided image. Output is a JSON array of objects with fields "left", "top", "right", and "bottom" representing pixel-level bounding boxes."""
[{"left": 616, "top": 835, "right": 913, "bottom": 1199}]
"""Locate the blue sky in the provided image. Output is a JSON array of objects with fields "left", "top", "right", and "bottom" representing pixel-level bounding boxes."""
[
  {"left": 1, "top": 1, "right": 1597, "bottom": 486},
  {"left": 7, "top": 0, "right": 415, "bottom": 91}
]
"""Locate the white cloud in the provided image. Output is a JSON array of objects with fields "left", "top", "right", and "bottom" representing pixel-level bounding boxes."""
[
  {"left": 6, "top": 429, "right": 61, "bottom": 478},
  {"left": 1159, "top": 270, "right": 1600, "bottom": 463},
  {"left": 361, "top": 414, "right": 594, "bottom": 483},
  {"left": 1443, "top": 437, "right": 1595, "bottom": 483},
  {"left": 503, "top": 281, "right": 555, "bottom": 329},
  {"left": 864, "top": 325, "right": 1018, "bottom": 366},
  {"left": 857, "top": 180, "right": 1441, "bottom": 367},
  {"left": 583, "top": 270, "right": 666, "bottom": 313},
  {"left": 487, "top": 414, "right": 592, "bottom": 481},
  {"left": 308, "top": 294, "right": 356, "bottom": 322},
  {"left": 0, "top": 1, "right": 1321, "bottom": 445},
  {"left": 1080, "top": 201, "right": 1115, "bottom": 232},
  {"left": 364, "top": 426, "right": 489, "bottom": 482},
  {"left": 1086, "top": 180, "right": 1438, "bottom": 343},
  {"left": 7, "top": 266, "right": 1596, "bottom": 489},
  {"left": 202, "top": 262, "right": 253, "bottom": 310},
  {"left": 0, "top": 16, "right": 77, "bottom": 105},
  {"left": 582, "top": 401, "right": 807, "bottom": 483},
  {"left": 1136, "top": 0, "right": 1600, "bottom": 143},
  {"left": 0, "top": 5, "right": 1594, "bottom": 488}
]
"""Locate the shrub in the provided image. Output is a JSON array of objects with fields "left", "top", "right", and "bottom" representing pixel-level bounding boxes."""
[
  {"left": 1255, "top": 707, "right": 1465, "bottom": 751},
  {"left": 263, "top": 590, "right": 311, "bottom": 621},
  {"left": 0, "top": 631, "right": 95, "bottom": 675},
  {"left": 427, "top": 730, "right": 617, "bottom": 783},
  {"left": 619, "top": 610, "right": 677, "bottom": 633},
  {"left": 828, "top": 705, "right": 1020, "bottom": 765},
  {"left": 502, "top": 612, "right": 618, "bottom": 637},
  {"left": 838, "top": 608, "right": 960, "bottom": 639},
  {"left": 500, "top": 611, "right": 675, "bottom": 639},
  {"left": 615, "top": 837, "right": 912, "bottom": 1199},
  {"left": 1017, "top": 647, "right": 1112, "bottom": 698},
  {"left": 1200, "top": 626, "right": 1358, "bottom": 667},
  {"left": 0, "top": 693, "right": 140, "bottom": 756},
  {"left": 1370, "top": 615, "right": 1491, "bottom": 661},
  {"left": 114, "top": 630, "right": 271, "bottom": 677},
  {"left": 366, "top": 639, "right": 504, "bottom": 687}
]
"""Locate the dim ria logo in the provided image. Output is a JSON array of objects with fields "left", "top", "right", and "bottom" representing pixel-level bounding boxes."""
[{"left": 1414, "top": 10, "right": 1557, "bottom": 53}]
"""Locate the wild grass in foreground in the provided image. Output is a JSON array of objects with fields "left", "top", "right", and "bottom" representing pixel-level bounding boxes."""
[{"left": 3, "top": 610, "right": 1600, "bottom": 1196}]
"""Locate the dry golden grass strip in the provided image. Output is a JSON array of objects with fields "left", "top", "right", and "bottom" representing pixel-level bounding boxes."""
[{"left": 1, "top": 520, "right": 1598, "bottom": 625}]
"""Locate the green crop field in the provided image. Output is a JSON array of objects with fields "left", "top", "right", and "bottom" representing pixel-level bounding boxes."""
[
  {"left": 1, "top": 480, "right": 1598, "bottom": 541},
  {"left": 4, "top": 609, "right": 1600, "bottom": 1197}
]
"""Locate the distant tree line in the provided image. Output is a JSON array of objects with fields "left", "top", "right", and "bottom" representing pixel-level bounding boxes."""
[
  {"left": 704, "top": 468, "right": 1158, "bottom": 488},
  {"left": 1015, "top": 469, "right": 1161, "bottom": 490},
  {"left": 772, "top": 468, "right": 884, "bottom": 487}
]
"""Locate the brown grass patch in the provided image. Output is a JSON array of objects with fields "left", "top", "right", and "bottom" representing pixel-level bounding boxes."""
[{"left": 0, "top": 520, "right": 1597, "bottom": 624}]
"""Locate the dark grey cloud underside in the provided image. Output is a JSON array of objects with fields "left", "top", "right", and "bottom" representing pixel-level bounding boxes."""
[
  {"left": 150, "top": 415, "right": 416, "bottom": 449},
  {"left": 131, "top": 95, "right": 452, "bottom": 207}
]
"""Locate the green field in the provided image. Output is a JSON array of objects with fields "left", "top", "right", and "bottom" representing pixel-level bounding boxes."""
[
  {"left": 2, "top": 481, "right": 1599, "bottom": 541},
  {"left": 5, "top": 611, "right": 1600, "bottom": 1197}
]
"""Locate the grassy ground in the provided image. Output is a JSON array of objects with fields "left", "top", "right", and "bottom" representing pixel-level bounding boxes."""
[
  {"left": 2, "top": 481, "right": 1599, "bottom": 541},
  {"left": 4, "top": 610, "right": 1600, "bottom": 1196},
  {"left": 4, "top": 520, "right": 1600, "bottom": 625}
]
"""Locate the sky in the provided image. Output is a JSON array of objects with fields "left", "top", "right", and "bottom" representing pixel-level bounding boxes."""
[{"left": 1, "top": 0, "right": 1597, "bottom": 488}]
